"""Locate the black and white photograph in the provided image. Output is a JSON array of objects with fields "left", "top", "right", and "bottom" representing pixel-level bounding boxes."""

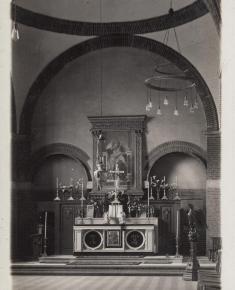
[{"left": 1, "top": 0, "right": 235, "bottom": 289}]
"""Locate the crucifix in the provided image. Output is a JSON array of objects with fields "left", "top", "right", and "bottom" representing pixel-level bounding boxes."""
[{"left": 110, "top": 163, "right": 124, "bottom": 203}]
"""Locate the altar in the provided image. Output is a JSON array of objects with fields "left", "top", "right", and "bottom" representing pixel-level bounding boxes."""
[{"left": 73, "top": 217, "right": 158, "bottom": 254}]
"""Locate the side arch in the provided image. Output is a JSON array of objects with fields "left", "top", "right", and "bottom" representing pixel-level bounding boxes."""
[
  {"left": 145, "top": 141, "right": 207, "bottom": 179},
  {"left": 19, "top": 34, "right": 219, "bottom": 135},
  {"left": 28, "top": 143, "right": 92, "bottom": 181}
]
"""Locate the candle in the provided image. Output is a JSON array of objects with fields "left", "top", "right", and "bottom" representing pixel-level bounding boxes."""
[
  {"left": 175, "top": 175, "right": 178, "bottom": 186},
  {"left": 147, "top": 180, "right": 150, "bottom": 218},
  {"left": 176, "top": 210, "right": 179, "bottom": 240},
  {"left": 56, "top": 177, "right": 59, "bottom": 189},
  {"left": 81, "top": 178, "right": 84, "bottom": 194},
  {"left": 44, "top": 211, "right": 47, "bottom": 239},
  {"left": 163, "top": 176, "right": 165, "bottom": 182}
]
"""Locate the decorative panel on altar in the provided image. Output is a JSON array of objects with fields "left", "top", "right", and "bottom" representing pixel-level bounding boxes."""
[
  {"left": 88, "top": 115, "right": 146, "bottom": 196},
  {"left": 73, "top": 218, "right": 158, "bottom": 254}
]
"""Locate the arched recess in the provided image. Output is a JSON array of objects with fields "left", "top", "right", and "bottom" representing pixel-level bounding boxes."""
[
  {"left": 19, "top": 34, "right": 219, "bottom": 135},
  {"left": 28, "top": 143, "right": 92, "bottom": 181},
  {"left": 145, "top": 140, "right": 207, "bottom": 179}
]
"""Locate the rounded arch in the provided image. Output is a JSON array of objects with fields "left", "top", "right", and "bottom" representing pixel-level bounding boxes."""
[
  {"left": 145, "top": 141, "right": 207, "bottom": 179},
  {"left": 13, "top": 1, "right": 208, "bottom": 36},
  {"left": 19, "top": 34, "right": 219, "bottom": 134},
  {"left": 28, "top": 143, "right": 92, "bottom": 181}
]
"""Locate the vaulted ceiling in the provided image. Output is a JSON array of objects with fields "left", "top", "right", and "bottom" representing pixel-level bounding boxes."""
[{"left": 11, "top": 0, "right": 221, "bottom": 130}]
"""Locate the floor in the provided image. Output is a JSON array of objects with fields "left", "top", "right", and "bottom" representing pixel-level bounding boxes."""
[{"left": 12, "top": 276, "right": 198, "bottom": 290}]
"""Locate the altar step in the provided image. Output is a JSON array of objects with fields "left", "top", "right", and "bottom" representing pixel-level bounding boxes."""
[{"left": 11, "top": 256, "right": 215, "bottom": 276}]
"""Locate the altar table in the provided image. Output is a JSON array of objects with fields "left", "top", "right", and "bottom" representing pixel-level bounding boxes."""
[{"left": 73, "top": 218, "right": 158, "bottom": 253}]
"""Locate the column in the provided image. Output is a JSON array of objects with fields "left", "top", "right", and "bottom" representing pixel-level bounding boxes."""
[{"left": 206, "top": 131, "right": 221, "bottom": 250}]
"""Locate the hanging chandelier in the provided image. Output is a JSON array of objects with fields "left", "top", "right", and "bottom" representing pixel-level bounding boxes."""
[{"left": 144, "top": 2, "right": 199, "bottom": 116}]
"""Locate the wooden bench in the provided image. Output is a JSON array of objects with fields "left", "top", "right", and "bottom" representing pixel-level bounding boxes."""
[
  {"left": 197, "top": 249, "right": 221, "bottom": 290},
  {"left": 208, "top": 237, "right": 221, "bottom": 262}
]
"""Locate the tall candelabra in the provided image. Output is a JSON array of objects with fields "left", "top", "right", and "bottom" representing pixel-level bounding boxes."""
[
  {"left": 42, "top": 211, "right": 47, "bottom": 257},
  {"left": 78, "top": 178, "right": 86, "bottom": 220},
  {"left": 53, "top": 177, "right": 87, "bottom": 202},
  {"left": 145, "top": 175, "right": 180, "bottom": 201},
  {"left": 54, "top": 177, "right": 61, "bottom": 201}
]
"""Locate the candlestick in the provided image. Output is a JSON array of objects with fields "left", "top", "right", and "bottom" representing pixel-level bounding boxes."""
[
  {"left": 44, "top": 211, "right": 47, "bottom": 239},
  {"left": 174, "top": 175, "right": 180, "bottom": 200},
  {"left": 149, "top": 177, "right": 154, "bottom": 200},
  {"left": 42, "top": 211, "right": 48, "bottom": 257},
  {"left": 161, "top": 176, "right": 168, "bottom": 200},
  {"left": 175, "top": 210, "right": 180, "bottom": 257},
  {"left": 54, "top": 177, "right": 61, "bottom": 201},
  {"left": 79, "top": 178, "right": 86, "bottom": 201},
  {"left": 147, "top": 180, "right": 150, "bottom": 218},
  {"left": 176, "top": 210, "right": 179, "bottom": 239}
]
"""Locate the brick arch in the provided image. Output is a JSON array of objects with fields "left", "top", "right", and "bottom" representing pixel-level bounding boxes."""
[
  {"left": 28, "top": 143, "right": 92, "bottom": 181},
  {"left": 19, "top": 34, "right": 219, "bottom": 134},
  {"left": 13, "top": 1, "right": 208, "bottom": 36},
  {"left": 145, "top": 141, "right": 207, "bottom": 179}
]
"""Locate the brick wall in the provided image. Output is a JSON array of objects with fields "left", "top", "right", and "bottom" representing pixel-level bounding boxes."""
[{"left": 206, "top": 131, "right": 221, "bottom": 249}]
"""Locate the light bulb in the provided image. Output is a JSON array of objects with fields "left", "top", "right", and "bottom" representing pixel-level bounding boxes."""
[
  {"left": 163, "top": 96, "right": 169, "bottom": 106},
  {"left": 174, "top": 108, "right": 179, "bottom": 116},
  {"left": 190, "top": 104, "right": 194, "bottom": 113},
  {"left": 183, "top": 96, "right": 189, "bottom": 106},
  {"left": 11, "top": 22, "right": 19, "bottom": 41},
  {"left": 146, "top": 104, "right": 151, "bottom": 112},
  {"left": 156, "top": 106, "right": 162, "bottom": 115},
  {"left": 194, "top": 101, "right": 199, "bottom": 109}
]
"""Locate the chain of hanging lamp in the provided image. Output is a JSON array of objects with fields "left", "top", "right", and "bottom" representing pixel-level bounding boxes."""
[
  {"left": 145, "top": 0, "right": 199, "bottom": 116},
  {"left": 95, "top": 0, "right": 105, "bottom": 167},
  {"left": 11, "top": 0, "right": 20, "bottom": 41}
]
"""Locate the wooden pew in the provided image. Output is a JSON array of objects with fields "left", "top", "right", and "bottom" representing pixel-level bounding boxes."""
[{"left": 197, "top": 249, "right": 221, "bottom": 290}]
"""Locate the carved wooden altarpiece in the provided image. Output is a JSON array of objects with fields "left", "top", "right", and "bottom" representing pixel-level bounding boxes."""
[{"left": 88, "top": 115, "right": 146, "bottom": 197}]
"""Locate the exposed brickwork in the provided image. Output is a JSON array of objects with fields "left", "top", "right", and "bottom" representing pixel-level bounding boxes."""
[
  {"left": 145, "top": 140, "right": 207, "bottom": 178},
  {"left": 29, "top": 143, "right": 92, "bottom": 181},
  {"left": 207, "top": 132, "right": 221, "bottom": 179},
  {"left": 206, "top": 189, "right": 220, "bottom": 248},
  {"left": 206, "top": 131, "right": 221, "bottom": 249},
  {"left": 13, "top": 2, "right": 208, "bottom": 36}
]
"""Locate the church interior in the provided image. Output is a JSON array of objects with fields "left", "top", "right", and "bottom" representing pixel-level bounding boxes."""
[{"left": 10, "top": 0, "right": 222, "bottom": 289}]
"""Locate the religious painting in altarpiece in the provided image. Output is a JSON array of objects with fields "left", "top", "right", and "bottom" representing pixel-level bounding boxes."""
[{"left": 88, "top": 115, "right": 146, "bottom": 196}]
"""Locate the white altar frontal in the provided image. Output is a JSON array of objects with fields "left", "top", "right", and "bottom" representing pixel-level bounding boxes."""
[{"left": 73, "top": 217, "right": 158, "bottom": 254}]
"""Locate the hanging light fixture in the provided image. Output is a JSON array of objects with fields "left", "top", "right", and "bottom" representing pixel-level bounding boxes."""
[
  {"left": 183, "top": 95, "right": 189, "bottom": 107},
  {"left": 156, "top": 105, "right": 162, "bottom": 115},
  {"left": 11, "top": 1, "right": 20, "bottom": 41},
  {"left": 144, "top": 0, "right": 198, "bottom": 116},
  {"left": 193, "top": 89, "right": 199, "bottom": 109},
  {"left": 145, "top": 87, "right": 153, "bottom": 111},
  {"left": 148, "top": 90, "right": 153, "bottom": 108},
  {"left": 163, "top": 96, "right": 169, "bottom": 106},
  {"left": 156, "top": 93, "right": 162, "bottom": 115},
  {"left": 189, "top": 98, "right": 195, "bottom": 113},
  {"left": 94, "top": 0, "right": 105, "bottom": 168},
  {"left": 174, "top": 93, "right": 179, "bottom": 116}
]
